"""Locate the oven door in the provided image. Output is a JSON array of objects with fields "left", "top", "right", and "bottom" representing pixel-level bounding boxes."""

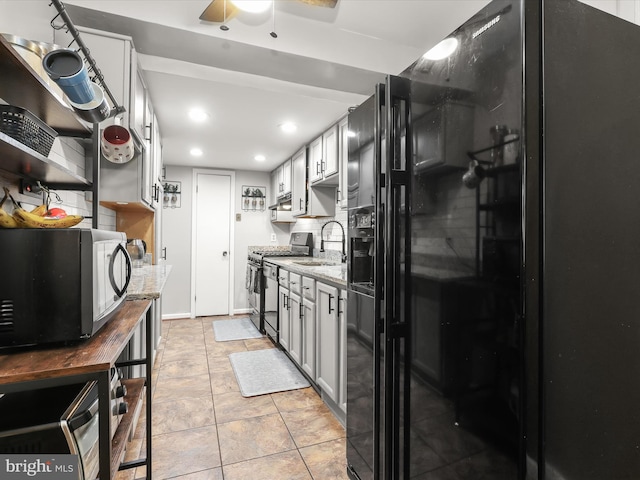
[
  {"left": 263, "top": 262, "right": 279, "bottom": 342},
  {"left": 247, "top": 261, "right": 263, "bottom": 332}
]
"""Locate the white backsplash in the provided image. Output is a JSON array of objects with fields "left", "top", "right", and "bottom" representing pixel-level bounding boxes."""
[
  {"left": 0, "top": 135, "right": 116, "bottom": 231},
  {"left": 291, "top": 208, "right": 348, "bottom": 261}
]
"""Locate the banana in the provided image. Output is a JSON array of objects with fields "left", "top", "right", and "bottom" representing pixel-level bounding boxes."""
[
  {"left": 0, "top": 189, "right": 18, "bottom": 229},
  {"left": 30, "top": 204, "right": 48, "bottom": 216},
  {"left": 12, "top": 207, "right": 84, "bottom": 229},
  {"left": 0, "top": 207, "right": 18, "bottom": 228}
]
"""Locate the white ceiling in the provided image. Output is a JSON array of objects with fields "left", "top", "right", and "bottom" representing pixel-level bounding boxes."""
[{"left": 63, "top": 0, "right": 491, "bottom": 172}]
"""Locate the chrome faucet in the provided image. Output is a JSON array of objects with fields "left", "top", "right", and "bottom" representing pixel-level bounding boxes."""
[{"left": 320, "top": 220, "right": 347, "bottom": 263}]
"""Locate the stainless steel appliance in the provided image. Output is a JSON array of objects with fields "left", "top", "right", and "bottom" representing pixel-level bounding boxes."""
[
  {"left": 0, "top": 229, "right": 131, "bottom": 349},
  {"left": 347, "top": 1, "right": 640, "bottom": 479},
  {"left": 262, "top": 261, "right": 279, "bottom": 342},
  {"left": 0, "top": 367, "right": 127, "bottom": 480},
  {"left": 246, "top": 232, "right": 313, "bottom": 334}
]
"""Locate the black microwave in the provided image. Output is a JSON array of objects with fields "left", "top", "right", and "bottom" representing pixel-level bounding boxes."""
[{"left": 0, "top": 229, "right": 131, "bottom": 349}]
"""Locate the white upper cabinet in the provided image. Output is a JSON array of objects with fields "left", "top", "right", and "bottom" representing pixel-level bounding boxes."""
[
  {"left": 337, "top": 116, "right": 349, "bottom": 209},
  {"left": 309, "top": 124, "right": 339, "bottom": 186},
  {"left": 291, "top": 147, "right": 307, "bottom": 216},
  {"left": 308, "top": 135, "right": 323, "bottom": 184},
  {"left": 274, "top": 159, "right": 292, "bottom": 199},
  {"left": 80, "top": 27, "right": 160, "bottom": 209}
]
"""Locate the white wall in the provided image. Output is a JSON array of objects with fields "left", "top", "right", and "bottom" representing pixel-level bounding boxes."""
[{"left": 161, "top": 166, "right": 282, "bottom": 318}]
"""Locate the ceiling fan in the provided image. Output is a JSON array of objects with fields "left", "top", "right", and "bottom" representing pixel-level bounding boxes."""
[{"left": 199, "top": 0, "right": 338, "bottom": 23}]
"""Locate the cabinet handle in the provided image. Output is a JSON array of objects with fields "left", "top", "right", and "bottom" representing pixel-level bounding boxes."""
[
  {"left": 321, "top": 160, "right": 326, "bottom": 174},
  {"left": 145, "top": 123, "right": 152, "bottom": 142},
  {"left": 303, "top": 286, "right": 310, "bottom": 290},
  {"left": 300, "top": 198, "right": 304, "bottom": 211},
  {"left": 299, "top": 303, "right": 304, "bottom": 319},
  {"left": 316, "top": 162, "right": 322, "bottom": 175},
  {"left": 328, "top": 294, "right": 335, "bottom": 314},
  {"left": 290, "top": 281, "right": 297, "bottom": 285},
  {"left": 338, "top": 296, "right": 344, "bottom": 315},
  {"left": 162, "top": 247, "right": 167, "bottom": 260}
]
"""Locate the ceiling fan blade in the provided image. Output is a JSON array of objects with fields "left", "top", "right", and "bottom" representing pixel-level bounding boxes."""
[
  {"left": 199, "top": 0, "right": 238, "bottom": 22},
  {"left": 296, "top": 0, "right": 338, "bottom": 7}
]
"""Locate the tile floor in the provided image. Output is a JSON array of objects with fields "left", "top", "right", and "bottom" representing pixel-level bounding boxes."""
[{"left": 117, "top": 315, "right": 348, "bottom": 480}]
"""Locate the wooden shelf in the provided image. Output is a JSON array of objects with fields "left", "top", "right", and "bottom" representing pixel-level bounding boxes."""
[
  {"left": 0, "top": 36, "right": 90, "bottom": 137},
  {"left": 0, "top": 301, "right": 150, "bottom": 386},
  {"left": 0, "top": 132, "right": 92, "bottom": 188},
  {"left": 111, "top": 378, "right": 145, "bottom": 476}
]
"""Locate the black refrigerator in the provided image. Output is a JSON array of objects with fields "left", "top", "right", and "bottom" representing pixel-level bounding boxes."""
[{"left": 346, "top": 0, "right": 640, "bottom": 479}]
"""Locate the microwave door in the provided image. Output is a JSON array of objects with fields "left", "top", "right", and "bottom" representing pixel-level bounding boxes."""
[
  {"left": 109, "top": 243, "right": 131, "bottom": 299},
  {"left": 94, "top": 242, "right": 107, "bottom": 319}
]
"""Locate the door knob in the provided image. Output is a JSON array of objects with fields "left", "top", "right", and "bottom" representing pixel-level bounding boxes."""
[{"left": 223, "top": 251, "right": 228, "bottom": 256}]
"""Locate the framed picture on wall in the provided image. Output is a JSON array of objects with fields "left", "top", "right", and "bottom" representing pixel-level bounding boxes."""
[
  {"left": 241, "top": 185, "right": 266, "bottom": 211},
  {"left": 163, "top": 181, "right": 181, "bottom": 208}
]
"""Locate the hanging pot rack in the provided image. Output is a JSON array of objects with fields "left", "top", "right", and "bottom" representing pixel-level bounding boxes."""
[{"left": 49, "top": 0, "right": 126, "bottom": 118}]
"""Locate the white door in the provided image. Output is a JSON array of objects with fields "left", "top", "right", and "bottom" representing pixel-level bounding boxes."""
[{"left": 195, "top": 173, "right": 231, "bottom": 316}]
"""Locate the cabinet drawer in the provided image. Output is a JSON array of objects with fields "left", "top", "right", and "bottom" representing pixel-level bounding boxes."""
[
  {"left": 278, "top": 269, "right": 289, "bottom": 287},
  {"left": 289, "top": 273, "right": 301, "bottom": 295},
  {"left": 302, "top": 276, "right": 316, "bottom": 301}
]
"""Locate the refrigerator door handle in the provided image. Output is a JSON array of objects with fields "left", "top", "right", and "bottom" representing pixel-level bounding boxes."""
[{"left": 383, "top": 74, "right": 413, "bottom": 480}]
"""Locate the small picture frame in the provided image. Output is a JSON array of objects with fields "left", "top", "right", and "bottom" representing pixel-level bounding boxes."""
[
  {"left": 162, "top": 180, "right": 181, "bottom": 209},
  {"left": 241, "top": 185, "right": 266, "bottom": 211}
]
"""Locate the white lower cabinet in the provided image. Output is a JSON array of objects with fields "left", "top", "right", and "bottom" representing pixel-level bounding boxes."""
[
  {"left": 289, "top": 291, "right": 302, "bottom": 365},
  {"left": 316, "top": 281, "right": 340, "bottom": 402},
  {"left": 301, "top": 297, "right": 316, "bottom": 380},
  {"left": 279, "top": 286, "right": 290, "bottom": 351}
]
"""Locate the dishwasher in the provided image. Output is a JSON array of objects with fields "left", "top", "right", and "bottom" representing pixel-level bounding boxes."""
[{"left": 262, "top": 261, "right": 279, "bottom": 342}]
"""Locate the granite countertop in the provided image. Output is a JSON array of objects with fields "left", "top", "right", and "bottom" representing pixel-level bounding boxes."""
[
  {"left": 127, "top": 264, "right": 173, "bottom": 300},
  {"left": 264, "top": 257, "right": 347, "bottom": 288}
]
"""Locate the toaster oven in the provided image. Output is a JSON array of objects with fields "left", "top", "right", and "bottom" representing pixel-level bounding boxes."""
[
  {"left": 0, "top": 229, "right": 131, "bottom": 349},
  {"left": 0, "top": 367, "right": 127, "bottom": 480}
]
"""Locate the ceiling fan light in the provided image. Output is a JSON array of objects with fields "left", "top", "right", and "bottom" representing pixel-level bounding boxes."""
[{"left": 230, "top": 0, "right": 272, "bottom": 13}]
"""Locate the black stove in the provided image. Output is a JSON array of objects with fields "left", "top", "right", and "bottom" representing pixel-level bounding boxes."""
[
  {"left": 247, "top": 232, "right": 314, "bottom": 265},
  {"left": 246, "top": 232, "right": 314, "bottom": 336}
]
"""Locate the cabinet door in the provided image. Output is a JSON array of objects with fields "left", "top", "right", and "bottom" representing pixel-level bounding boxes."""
[
  {"left": 302, "top": 297, "right": 316, "bottom": 380},
  {"left": 140, "top": 100, "right": 153, "bottom": 207},
  {"left": 338, "top": 289, "right": 347, "bottom": 412},
  {"left": 281, "top": 158, "right": 292, "bottom": 197},
  {"left": 131, "top": 64, "right": 147, "bottom": 144},
  {"left": 322, "top": 124, "right": 339, "bottom": 179},
  {"left": 289, "top": 291, "right": 302, "bottom": 365},
  {"left": 270, "top": 170, "right": 278, "bottom": 207},
  {"left": 279, "top": 287, "right": 290, "bottom": 351},
  {"left": 309, "top": 135, "right": 323, "bottom": 184},
  {"left": 316, "top": 282, "right": 339, "bottom": 402},
  {"left": 338, "top": 116, "right": 349, "bottom": 209},
  {"left": 291, "top": 148, "right": 307, "bottom": 216}
]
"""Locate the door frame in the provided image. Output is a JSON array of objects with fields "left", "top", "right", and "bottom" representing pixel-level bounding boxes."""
[{"left": 190, "top": 168, "right": 236, "bottom": 318}]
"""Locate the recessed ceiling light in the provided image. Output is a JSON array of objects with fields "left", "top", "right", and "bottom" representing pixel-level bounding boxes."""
[
  {"left": 423, "top": 37, "right": 459, "bottom": 61},
  {"left": 255, "top": 154, "right": 266, "bottom": 162},
  {"left": 188, "top": 108, "right": 208, "bottom": 122},
  {"left": 190, "top": 147, "right": 203, "bottom": 157},
  {"left": 279, "top": 122, "right": 297, "bottom": 134},
  {"left": 230, "top": 0, "right": 272, "bottom": 13}
]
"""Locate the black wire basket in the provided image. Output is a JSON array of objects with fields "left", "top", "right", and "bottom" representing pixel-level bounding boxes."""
[{"left": 0, "top": 105, "right": 58, "bottom": 157}]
